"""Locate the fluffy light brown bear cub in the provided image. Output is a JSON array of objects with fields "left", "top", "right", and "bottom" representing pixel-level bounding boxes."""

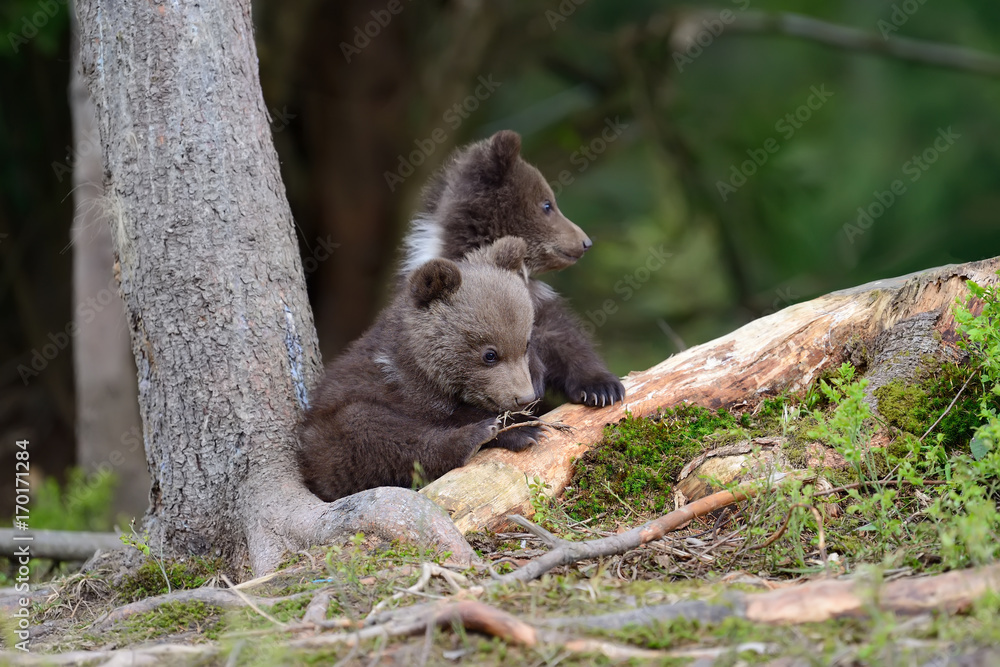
[
  {"left": 299, "top": 237, "right": 537, "bottom": 502},
  {"left": 401, "top": 130, "right": 625, "bottom": 413}
]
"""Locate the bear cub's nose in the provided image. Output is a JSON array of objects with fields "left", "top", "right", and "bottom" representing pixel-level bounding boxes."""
[{"left": 515, "top": 393, "right": 537, "bottom": 408}]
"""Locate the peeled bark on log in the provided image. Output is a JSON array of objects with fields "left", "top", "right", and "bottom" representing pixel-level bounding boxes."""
[{"left": 421, "top": 257, "right": 999, "bottom": 533}]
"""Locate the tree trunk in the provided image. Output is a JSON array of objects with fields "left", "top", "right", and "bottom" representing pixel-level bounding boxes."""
[
  {"left": 75, "top": 0, "right": 474, "bottom": 573},
  {"left": 421, "top": 257, "right": 999, "bottom": 533},
  {"left": 69, "top": 16, "right": 147, "bottom": 520}
]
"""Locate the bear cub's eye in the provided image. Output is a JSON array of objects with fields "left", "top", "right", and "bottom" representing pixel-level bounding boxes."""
[
  {"left": 541, "top": 200, "right": 553, "bottom": 215},
  {"left": 482, "top": 349, "right": 499, "bottom": 364}
]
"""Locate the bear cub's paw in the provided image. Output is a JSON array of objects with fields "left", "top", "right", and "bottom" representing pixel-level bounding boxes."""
[
  {"left": 568, "top": 374, "right": 626, "bottom": 408},
  {"left": 489, "top": 423, "right": 545, "bottom": 452},
  {"left": 472, "top": 417, "right": 502, "bottom": 445}
]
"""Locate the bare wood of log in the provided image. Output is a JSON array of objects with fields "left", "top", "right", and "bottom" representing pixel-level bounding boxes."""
[{"left": 421, "top": 258, "right": 1000, "bottom": 533}]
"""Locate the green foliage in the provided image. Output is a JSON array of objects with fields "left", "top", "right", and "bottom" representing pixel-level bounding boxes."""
[
  {"left": 565, "top": 406, "right": 737, "bottom": 520},
  {"left": 26, "top": 468, "right": 116, "bottom": 532},
  {"left": 955, "top": 273, "right": 1000, "bottom": 419},
  {"left": 807, "top": 363, "right": 879, "bottom": 483}
]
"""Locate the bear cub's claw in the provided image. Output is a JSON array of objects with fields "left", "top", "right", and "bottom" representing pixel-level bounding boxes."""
[
  {"left": 489, "top": 422, "right": 545, "bottom": 452},
  {"left": 570, "top": 376, "right": 626, "bottom": 408}
]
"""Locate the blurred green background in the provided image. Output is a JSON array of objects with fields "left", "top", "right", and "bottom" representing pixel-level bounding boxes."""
[{"left": 2, "top": 0, "right": 1000, "bottom": 520}]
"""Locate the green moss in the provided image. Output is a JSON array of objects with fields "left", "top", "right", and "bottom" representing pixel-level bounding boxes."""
[
  {"left": 565, "top": 406, "right": 737, "bottom": 520},
  {"left": 118, "top": 556, "right": 225, "bottom": 602},
  {"left": 120, "top": 600, "right": 219, "bottom": 642},
  {"left": 875, "top": 363, "right": 994, "bottom": 451}
]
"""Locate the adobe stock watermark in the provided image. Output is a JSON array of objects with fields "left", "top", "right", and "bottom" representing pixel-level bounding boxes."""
[
  {"left": 340, "top": 0, "right": 413, "bottom": 63},
  {"left": 301, "top": 235, "right": 340, "bottom": 276},
  {"left": 716, "top": 84, "right": 834, "bottom": 202},
  {"left": 877, "top": 0, "right": 929, "bottom": 40},
  {"left": 384, "top": 75, "right": 502, "bottom": 192},
  {"left": 548, "top": 116, "right": 629, "bottom": 198},
  {"left": 673, "top": 0, "right": 751, "bottom": 73},
  {"left": 760, "top": 285, "right": 799, "bottom": 317},
  {"left": 546, "top": 0, "right": 587, "bottom": 31},
  {"left": 16, "top": 275, "right": 122, "bottom": 386},
  {"left": 6, "top": 0, "right": 67, "bottom": 54},
  {"left": 580, "top": 245, "right": 672, "bottom": 336},
  {"left": 842, "top": 126, "right": 959, "bottom": 244}
]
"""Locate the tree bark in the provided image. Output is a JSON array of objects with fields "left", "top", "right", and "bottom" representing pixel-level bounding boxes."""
[
  {"left": 69, "top": 15, "right": 147, "bottom": 521},
  {"left": 75, "top": 0, "right": 474, "bottom": 573},
  {"left": 421, "top": 257, "right": 999, "bottom": 533}
]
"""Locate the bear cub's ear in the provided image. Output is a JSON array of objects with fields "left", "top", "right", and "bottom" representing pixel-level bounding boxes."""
[
  {"left": 480, "top": 236, "right": 528, "bottom": 277},
  {"left": 488, "top": 130, "right": 522, "bottom": 181},
  {"left": 410, "top": 259, "right": 462, "bottom": 308}
]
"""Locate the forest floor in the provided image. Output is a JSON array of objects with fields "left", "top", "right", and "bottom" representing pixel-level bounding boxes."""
[{"left": 10, "top": 348, "right": 1000, "bottom": 666}]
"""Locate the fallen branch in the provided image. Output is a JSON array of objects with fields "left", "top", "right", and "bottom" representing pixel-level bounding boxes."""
[
  {"left": 546, "top": 561, "right": 1000, "bottom": 628},
  {"left": 495, "top": 470, "right": 813, "bottom": 585},
  {"left": 0, "top": 529, "right": 122, "bottom": 561}
]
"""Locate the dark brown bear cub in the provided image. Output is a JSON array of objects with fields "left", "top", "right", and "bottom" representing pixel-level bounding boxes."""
[
  {"left": 299, "top": 238, "right": 537, "bottom": 502},
  {"left": 401, "top": 130, "right": 625, "bottom": 408}
]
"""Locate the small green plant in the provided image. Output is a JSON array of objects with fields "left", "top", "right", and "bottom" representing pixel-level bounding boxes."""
[
  {"left": 120, "top": 518, "right": 152, "bottom": 557},
  {"left": 807, "top": 363, "right": 880, "bottom": 483},
  {"left": 955, "top": 272, "right": 1000, "bottom": 453},
  {"left": 528, "top": 475, "right": 557, "bottom": 530}
]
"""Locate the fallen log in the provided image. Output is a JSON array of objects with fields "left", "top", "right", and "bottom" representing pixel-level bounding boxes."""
[{"left": 421, "top": 257, "right": 1000, "bottom": 533}]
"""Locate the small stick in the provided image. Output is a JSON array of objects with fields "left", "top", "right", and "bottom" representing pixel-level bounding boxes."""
[
  {"left": 920, "top": 372, "right": 975, "bottom": 442},
  {"left": 811, "top": 479, "right": 945, "bottom": 499},
  {"left": 496, "top": 419, "right": 572, "bottom": 435},
  {"left": 221, "top": 574, "right": 288, "bottom": 630},
  {"left": 748, "top": 503, "right": 827, "bottom": 565}
]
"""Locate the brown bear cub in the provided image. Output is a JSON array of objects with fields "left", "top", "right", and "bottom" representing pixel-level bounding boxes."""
[
  {"left": 401, "top": 130, "right": 625, "bottom": 408},
  {"left": 299, "top": 238, "right": 538, "bottom": 502}
]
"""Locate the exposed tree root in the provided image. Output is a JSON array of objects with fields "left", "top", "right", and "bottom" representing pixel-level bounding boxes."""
[
  {"left": 92, "top": 587, "right": 313, "bottom": 630},
  {"left": 243, "top": 483, "right": 479, "bottom": 573}
]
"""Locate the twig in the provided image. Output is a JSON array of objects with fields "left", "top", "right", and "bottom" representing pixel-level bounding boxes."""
[
  {"left": 232, "top": 568, "right": 303, "bottom": 590},
  {"left": 496, "top": 419, "right": 572, "bottom": 435},
  {"left": 506, "top": 515, "right": 567, "bottom": 549},
  {"left": 221, "top": 574, "right": 288, "bottom": 629},
  {"left": 367, "top": 562, "right": 470, "bottom": 618},
  {"left": 496, "top": 470, "right": 813, "bottom": 584},
  {"left": 811, "top": 479, "right": 945, "bottom": 499},
  {"left": 748, "top": 503, "right": 827, "bottom": 566},
  {"left": 920, "top": 372, "right": 975, "bottom": 441}
]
